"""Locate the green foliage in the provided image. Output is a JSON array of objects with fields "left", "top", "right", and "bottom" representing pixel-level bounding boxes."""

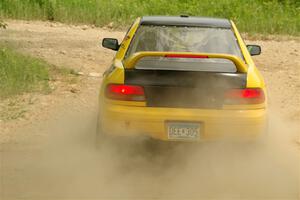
[
  {"left": 0, "top": 45, "right": 50, "bottom": 98},
  {"left": 0, "top": 0, "right": 299, "bottom": 35},
  {"left": 0, "top": 20, "right": 7, "bottom": 29}
]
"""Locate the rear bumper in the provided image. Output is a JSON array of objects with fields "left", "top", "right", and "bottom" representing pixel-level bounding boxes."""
[{"left": 100, "top": 104, "right": 267, "bottom": 141}]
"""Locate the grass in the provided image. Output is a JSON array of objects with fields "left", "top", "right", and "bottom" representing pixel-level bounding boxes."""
[
  {"left": 0, "top": 44, "right": 50, "bottom": 99},
  {"left": 0, "top": 0, "right": 299, "bottom": 36},
  {"left": 0, "top": 19, "right": 7, "bottom": 29},
  {"left": 0, "top": 43, "right": 77, "bottom": 99},
  {"left": 0, "top": 43, "right": 78, "bottom": 120}
]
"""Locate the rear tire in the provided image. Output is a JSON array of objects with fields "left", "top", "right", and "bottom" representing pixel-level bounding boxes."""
[{"left": 95, "top": 115, "right": 107, "bottom": 149}]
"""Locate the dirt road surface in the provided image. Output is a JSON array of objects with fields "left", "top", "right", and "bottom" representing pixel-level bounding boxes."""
[{"left": 0, "top": 20, "right": 299, "bottom": 200}]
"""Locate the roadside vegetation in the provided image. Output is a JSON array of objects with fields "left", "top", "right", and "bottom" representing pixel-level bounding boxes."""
[
  {"left": 0, "top": 43, "right": 77, "bottom": 100},
  {"left": 0, "top": 42, "right": 77, "bottom": 120},
  {"left": 0, "top": 0, "right": 299, "bottom": 36},
  {"left": 0, "top": 19, "right": 7, "bottom": 29},
  {"left": 0, "top": 44, "right": 50, "bottom": 99}
]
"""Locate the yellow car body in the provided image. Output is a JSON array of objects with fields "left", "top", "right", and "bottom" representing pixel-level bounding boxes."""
[{"left": 98, "top": 16, "right": 267, "bottom": 142}]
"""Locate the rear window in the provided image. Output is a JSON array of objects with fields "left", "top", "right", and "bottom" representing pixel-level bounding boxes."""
[{"left": 126, "top": 25, "right": 243, "bottom": 72}]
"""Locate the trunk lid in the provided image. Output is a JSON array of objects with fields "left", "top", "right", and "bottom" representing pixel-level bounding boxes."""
[{"left": 125, "top": 69, "right": 246, "bottom": 109}]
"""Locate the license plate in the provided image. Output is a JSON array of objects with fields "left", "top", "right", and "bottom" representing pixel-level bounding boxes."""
[{"left": 167, "top": 122, "right": 201, "bottom": 140}]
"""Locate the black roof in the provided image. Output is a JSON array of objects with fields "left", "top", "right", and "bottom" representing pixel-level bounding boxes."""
[{"left": 140, "top": 16, "right": 231, "bottom": 28}]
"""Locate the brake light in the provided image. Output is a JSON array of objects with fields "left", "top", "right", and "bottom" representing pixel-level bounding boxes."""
[
  {"left": 224, "top": 88, "right": 265, "bottom": 104},
  {"left": 106, "top": 84, "right": 145, "bottom": 101},
  {"left": 165, "top": 54, "right": 209, "bottom": 59}
]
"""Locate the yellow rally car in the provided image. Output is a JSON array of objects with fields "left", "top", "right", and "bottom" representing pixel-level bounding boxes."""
[{"left": 97, "top": 16, "right": 267, "bottom": 143}]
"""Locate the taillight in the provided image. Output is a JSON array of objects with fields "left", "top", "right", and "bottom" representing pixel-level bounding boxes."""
[
  {"left": 224, "top": 88, "right": 265, "bottom": 104},
  {"left": 106, "top": 84, "right": 146, "bottom": 101}
]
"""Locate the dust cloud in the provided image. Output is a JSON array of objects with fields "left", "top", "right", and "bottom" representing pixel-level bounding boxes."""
[{"left": 1, "top": 108, "right": 299, "bottom": 200}]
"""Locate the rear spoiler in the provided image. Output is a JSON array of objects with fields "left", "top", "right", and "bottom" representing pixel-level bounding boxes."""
[{"left": 123, "top": 52, "right": 248, "bottom": 73}]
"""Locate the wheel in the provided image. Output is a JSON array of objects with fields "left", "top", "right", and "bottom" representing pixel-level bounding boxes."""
[{"left": 95, "top": 114, "right": 107, "bottom": 149}]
